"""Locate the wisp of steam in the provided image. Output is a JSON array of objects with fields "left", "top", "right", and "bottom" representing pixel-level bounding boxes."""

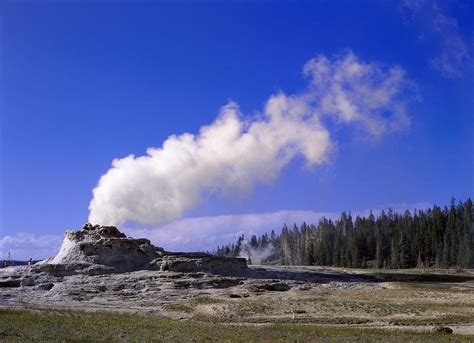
[
  {"left": 238, "top": 240, "right": 275, "bottom": 265},
  {"left": 89, "top": 51, "right": 414, "bottom": 227}
]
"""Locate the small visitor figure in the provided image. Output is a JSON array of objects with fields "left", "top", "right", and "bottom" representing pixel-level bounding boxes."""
[{"left": 28, "top": 257, "right": 33, "bottom": 266}]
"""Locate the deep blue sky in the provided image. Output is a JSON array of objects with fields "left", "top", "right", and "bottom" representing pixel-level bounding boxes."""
[{"left": 1, "top": 0, "right": 473, "bottom": 239}]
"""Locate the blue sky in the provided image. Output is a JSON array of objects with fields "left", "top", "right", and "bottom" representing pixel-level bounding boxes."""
[{"left": 1, "top": 0, "right": 473, "bottom": 259}]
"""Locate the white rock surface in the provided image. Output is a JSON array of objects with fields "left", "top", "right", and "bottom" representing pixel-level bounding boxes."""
[{"left": 37, "top": 223, "right": 164, "bottom": 273}]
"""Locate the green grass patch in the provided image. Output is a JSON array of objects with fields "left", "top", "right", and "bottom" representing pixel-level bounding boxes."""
[
  {"left": 162, "top": 296, "right": 227, "bottom": 313},
  {"left": 1, "top": 307, "right": 473, "bottom": 342},
  {"left": 389, "top": 313, "right": 474, "bottom": 326},
  {"left": 162, "top": 303, "right": 194, "bottom": 313}
]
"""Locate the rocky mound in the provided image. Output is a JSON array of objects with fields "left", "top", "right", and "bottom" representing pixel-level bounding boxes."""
[
  {"left": 33, "top": 223, "right": 247, "bottom": 276},
  {"left": 150, "top": 252, "right": 248, "bottom": 275},
  {"left": 49, "top": 224, "right": 159, "bottom": 265}
]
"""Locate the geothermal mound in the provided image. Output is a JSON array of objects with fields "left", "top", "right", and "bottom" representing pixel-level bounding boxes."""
[
  {"left": 41, "top": 223, "right": 163, "bottom": 273},
  {"left": 35, "top": 223, "right": 247, "bottom": 276}
]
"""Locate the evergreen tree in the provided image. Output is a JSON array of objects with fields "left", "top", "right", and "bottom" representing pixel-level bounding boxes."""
[
  {"left": 250, "top": 235, "right": 258, "bottom": 249},
  {"left": 214, "top": 198, "right": 473, "bottom": 270}
]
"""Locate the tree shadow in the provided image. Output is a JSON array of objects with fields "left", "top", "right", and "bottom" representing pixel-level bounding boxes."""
[{"left": 244, "top": 266, "right": 474, "bottom": 284}]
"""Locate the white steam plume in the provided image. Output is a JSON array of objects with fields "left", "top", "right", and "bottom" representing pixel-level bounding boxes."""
[
  {"left": 89, "top": 51, "right": 415, "bottom": 227},
  {"left": 238, "top": 240, "right": 275, "bottom": 265}
]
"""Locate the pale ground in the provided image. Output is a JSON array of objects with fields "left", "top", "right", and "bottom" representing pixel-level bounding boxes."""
[
  {"left": 1, "top": 265, "right": 473, "bottom": 336},
  {"left": 163, "top": 266, "right": 474, "bottom": 335}
]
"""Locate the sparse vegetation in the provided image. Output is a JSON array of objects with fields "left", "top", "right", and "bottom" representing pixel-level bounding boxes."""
[
  {"left": 162, "top": 303, "right": 194, "bottom": 313},
  {"left": 163, "top": 296, "right": 226, "bottom": 313},
  {"left": 191, "top": 296, "right": 227, "bottom": 305},
  {"left": 1, "top": 307, "right": 473, "bottom": 342},
  {"left": 154, "top": 267, "right": 474, "bottom": 336}
]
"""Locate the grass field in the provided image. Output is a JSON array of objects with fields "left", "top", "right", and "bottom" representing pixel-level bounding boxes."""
[{"left": 1, "top": 307, "right": 472, "bottom": 342}]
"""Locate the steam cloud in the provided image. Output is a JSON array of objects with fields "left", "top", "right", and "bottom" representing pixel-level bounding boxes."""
[
  {"left": 238, "top": 240, "right": 275, "bottom": 265},
  {"left": 89, "top": 51, "right": 414, "bottom": 227}
]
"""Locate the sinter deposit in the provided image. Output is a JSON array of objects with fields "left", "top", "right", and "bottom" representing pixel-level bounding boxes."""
[
  {"left": 0, "top": 224, "right": 366, "bottom": 314},
  {"left": 35, "top": 223, "right": 248, "bottom": 276},
  {"left": 45, "top": 224, "right": 163, "bottom": 273}
]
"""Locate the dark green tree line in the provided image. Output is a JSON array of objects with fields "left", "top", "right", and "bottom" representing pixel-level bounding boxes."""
[{"left": 215, "top": 198, "right": 473, "bottom": 269}]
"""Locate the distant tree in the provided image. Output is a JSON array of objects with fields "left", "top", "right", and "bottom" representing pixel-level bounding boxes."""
[
  {"left": 250, "top": 235, "right": 258, "bottom": 249},
  {"left": 213, "top": 198, "right": 473, "bottom": 270}
]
